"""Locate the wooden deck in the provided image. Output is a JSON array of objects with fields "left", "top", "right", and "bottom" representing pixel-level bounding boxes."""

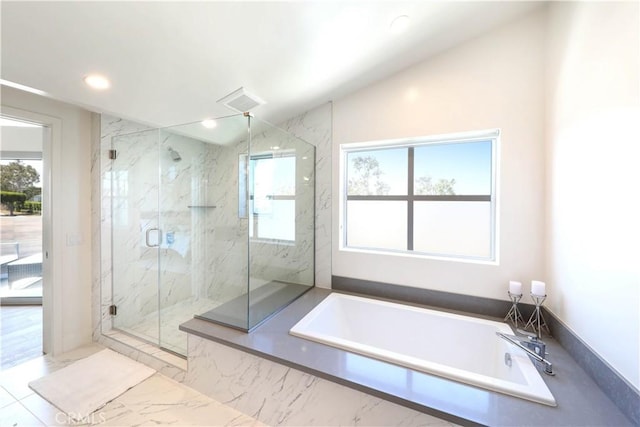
[{"left": 0, "top": 305, "right": 42, "bottom": 370}]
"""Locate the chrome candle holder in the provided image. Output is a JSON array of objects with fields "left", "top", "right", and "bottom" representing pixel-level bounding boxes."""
[
  {"left": 504, "top": 291, "right": 524, "bottom": 328},
  {"left": 525, "top": 294, "right": 550, "bottom": 339}
]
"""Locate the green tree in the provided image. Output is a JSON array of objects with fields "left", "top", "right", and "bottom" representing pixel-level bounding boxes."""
[
  {"left": 348, "top": 156, "right": 390, "bottom": 195},
  {"left": 0, "top": 191, "right": 27, "bottom": 216},
  {"left": 415, "top": 176, "right": 456, "bottom": 195},
  {"left": 24, "top": 186, "right": 42, "bottom": 201},
  {"left": 0, "top": 161, "right": 40, "bottom": 193}
]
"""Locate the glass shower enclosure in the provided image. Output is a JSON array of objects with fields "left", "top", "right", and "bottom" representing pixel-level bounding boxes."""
[{"left": 108, "top": 113, "right": 315, "bottom": 356}]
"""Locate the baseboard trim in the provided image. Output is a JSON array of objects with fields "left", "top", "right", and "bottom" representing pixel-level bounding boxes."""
[{"left": 332, "top": 275, "right": 639, "bottom": 425}]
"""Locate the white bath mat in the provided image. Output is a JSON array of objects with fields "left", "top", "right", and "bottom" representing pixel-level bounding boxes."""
[{"left": 28, "top": 349, "right": 155, "bottom": 421}]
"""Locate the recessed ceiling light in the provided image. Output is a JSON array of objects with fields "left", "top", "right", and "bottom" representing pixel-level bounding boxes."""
[
  {"left": 390, "top": 15, "right": 410, "bottom": 34},
  {"left": 83, "top": 74, "right": 111, "bottom": 90},
  {"left": 201, "top": 119, "right": 217, "bottom": 129}
]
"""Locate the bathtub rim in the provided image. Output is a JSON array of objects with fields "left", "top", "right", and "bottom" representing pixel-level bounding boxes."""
[
  {"left": 179, "top": 287, "right": 633, "bottom": 426},
  {"left": 290, "top": 292, "right": 556, "bottom": 407}
]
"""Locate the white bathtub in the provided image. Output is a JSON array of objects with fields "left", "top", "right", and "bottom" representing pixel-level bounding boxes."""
[{"left": 290, "top": 293, "right": 556, "bottom": 406}]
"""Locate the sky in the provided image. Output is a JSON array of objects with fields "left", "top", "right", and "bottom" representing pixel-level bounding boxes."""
[
  {"left": 1, "top": 117, "right": 44, "bottom": 187},
  {"left": 0, "top": 159, "right": 43, "bottom": 187},
  {"left": 347, "top": 140, "right": 493, "bottom": 195}
]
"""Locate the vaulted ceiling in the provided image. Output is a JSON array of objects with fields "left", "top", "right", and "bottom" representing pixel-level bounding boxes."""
[{"left": 1, "top": 1, "right": 541, "bottom": 127}]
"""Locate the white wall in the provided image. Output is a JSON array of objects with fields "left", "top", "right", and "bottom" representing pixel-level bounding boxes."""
[
  {"left": 1, "top": 86, "right": 93, "bottom": 355},
  {"left": 545, "top": 2, "right": 640, "bottom": 390},
  {"left": 332, "top": 10, "right": 547, "bottom": 300}
]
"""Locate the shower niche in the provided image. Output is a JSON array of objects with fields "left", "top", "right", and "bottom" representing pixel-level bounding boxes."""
[{"left": 106, "top": 113, "right": 315, "bottom": 356}]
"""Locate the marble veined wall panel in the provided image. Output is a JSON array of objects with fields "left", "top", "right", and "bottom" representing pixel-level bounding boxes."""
[
  {"left": 95, "top": 104, "right": 332, "bottom": 343},
  {"left": 158, "top": 130, "right": 217, "bottom": 311},
  {"left": 110, "top": 128, "right": 162, "bottom": 332},
  {"left": 185, "top": 335, "right": 451, "bottom": 426},
  {"left": 276, "top": 104, "right": 332, "bottom": 288},
  {"left": 199, "top": 104, "right": 333, "bottom": 307},
  {"left": 246, "top": 122, "right": 315, "bottom": 290},
  {"left": 201, "top": 138, "right": 249, "bottom": 304},
  {"left": 97, "top": 115, "right": 154, "bottom": 336},
  {"left": 98, "top": 115, "right": 220, "bottom": 336}
]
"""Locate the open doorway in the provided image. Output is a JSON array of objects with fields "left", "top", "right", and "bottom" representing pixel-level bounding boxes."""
[{"left": 0, "top": 116, "right": 44, "bottom": 369}]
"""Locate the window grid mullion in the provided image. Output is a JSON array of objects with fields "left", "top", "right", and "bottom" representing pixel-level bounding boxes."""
[
  {"left": 346, "top": 195, "right": 491, "bottom": 202},
  {"left": 407, "top": 147, "right": 414, "bottom": 251},
  {"left": 343, "top": 135, "right": 496, "bottom": 261}
]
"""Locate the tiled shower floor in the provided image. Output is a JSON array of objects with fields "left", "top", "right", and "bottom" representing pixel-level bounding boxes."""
[
  {"left": 114, "top": 281, "right": 311, "bottom": 356},
  {"left": 0, "top": 344, "right": 263, "bottom": 426},
  {"left": 114, "top": 297, "right": 220, "bottom": 356}
]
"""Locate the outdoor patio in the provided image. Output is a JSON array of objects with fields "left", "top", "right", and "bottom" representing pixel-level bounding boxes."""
[{"left": 0, "top": 214, "right": 42, "bottom": 300}]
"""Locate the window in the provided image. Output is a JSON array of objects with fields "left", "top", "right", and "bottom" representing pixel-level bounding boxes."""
[
  {"left": 241, "top": 154, "right": 296, "bottom": 242},
  {"left": 342, "top": 130, "right": 498, "bottom": 261}
]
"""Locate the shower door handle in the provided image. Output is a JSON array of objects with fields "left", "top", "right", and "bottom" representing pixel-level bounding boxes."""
[{"left": 145, "top": 228, "right": 162, "bottom": 247}]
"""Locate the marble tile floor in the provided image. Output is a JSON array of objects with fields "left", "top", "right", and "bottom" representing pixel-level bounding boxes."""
[{"left": 0, "top": 343, "right": 264, "bottom": 426}]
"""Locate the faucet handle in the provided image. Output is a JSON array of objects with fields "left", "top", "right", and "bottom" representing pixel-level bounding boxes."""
[
  {"left": 515, "top": 328, "right": 540, "bottom": 341},
  {"left": 515, "top": 328, "right": 538, "bottom": 340}
]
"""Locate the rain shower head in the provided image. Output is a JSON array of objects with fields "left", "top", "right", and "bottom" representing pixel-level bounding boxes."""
[{"left": 168, "top": 147, "right": 182, "bottom": 162}]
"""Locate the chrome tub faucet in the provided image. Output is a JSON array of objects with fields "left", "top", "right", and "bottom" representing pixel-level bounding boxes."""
[{"left": 497, "top": 330, "right": 555, "bottom": 376}]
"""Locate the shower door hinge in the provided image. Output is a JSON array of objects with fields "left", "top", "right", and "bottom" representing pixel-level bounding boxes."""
[
  {"left": 108, "top": 149, "right": 117, "bottom": 160},
  {"left": 109, "top": 305, "right": 117, "bottom": 316}
]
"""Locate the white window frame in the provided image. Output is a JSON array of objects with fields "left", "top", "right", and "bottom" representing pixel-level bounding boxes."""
[{"left": 339, "top": 129, "right": 500, "bottom": 264}]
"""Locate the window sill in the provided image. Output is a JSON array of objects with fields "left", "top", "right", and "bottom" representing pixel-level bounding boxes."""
[
  {"left": 339, "top": 246, "right": 499, "bottom": 266},
  {"left": 250, "top": 238, "right": 295, "bottom": 247}
]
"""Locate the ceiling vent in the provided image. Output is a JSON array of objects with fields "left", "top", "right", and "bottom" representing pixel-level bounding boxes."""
[{"left": 217, "top": 87, "right": 265, "bottom": 113}]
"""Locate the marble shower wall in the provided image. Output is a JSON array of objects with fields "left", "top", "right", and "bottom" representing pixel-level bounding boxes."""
[
  {"left": 97, "top": 115, "right": 219, "bottom": 337},
  {"left": 110, "top": 128, "right": 162, "bottom": 332},
  {"left": 158, "top": 130, "right": 217, "bottom": 310},
  {"left": 198, "top": 134, "right": 249, "bottom": 304},
  {"left": 201, "top": 119, "right": 317, "bottom": 302},
  {"left": 277, "top": 104, "right": 332, "bottom": 287},
  {"left": 247, "top": 121, "right": 315, "bottom": 291},
  {"left": 93, "top": 103, "right": 332, "bottom": 344},
  {"left": 96, "top": 115, "right": 153, "bottom": 338},
  {"left": 200, "top": 108, "right": 332, "bottom": 301}
]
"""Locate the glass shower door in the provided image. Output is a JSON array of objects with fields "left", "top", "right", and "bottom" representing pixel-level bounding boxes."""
[
  {"left": 158, "top": 115, "right": 251, "bottom": 343},
  {"left": 111, "top": 126, "right": 206, "bottom": 355},
  {"left": 156, "top": 128, "right": 209, "bottom": 355},
  {"left": 246, "top": 119, "right": 315, "bottom": 329},
  {"left": 110, "top": 115, "right": 253, "bottom": 355},
  {"left": 111, "top": 129, "right": 161, "bottom": 346}
]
